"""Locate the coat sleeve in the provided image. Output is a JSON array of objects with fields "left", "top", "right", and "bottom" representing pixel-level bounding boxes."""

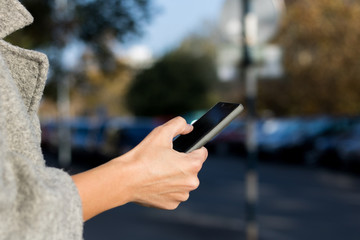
[
  {"left": 0, "top": 151, "right": 84, "bottom": 240},
  {"left": 0, "top": 54, "right": 83, "bottom": 240}
]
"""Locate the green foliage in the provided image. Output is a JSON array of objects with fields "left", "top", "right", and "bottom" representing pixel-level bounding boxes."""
[
  {"left": 6, "top": 0, "right": 155, "bottom": 104},
  {"left": 76, "top": 0, "right": 152, "bottom": 43},
  {"left": 6, "top": 0, "right": 53, "bottom": 49},
  {"left": 9, "top": 0, "right": 154, "bottom": 48},
  {"left": 126, "top": 51, "right": 219, "bottom": 116}
]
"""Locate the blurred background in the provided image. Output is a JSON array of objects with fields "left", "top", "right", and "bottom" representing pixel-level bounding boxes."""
[{"left": 9, "top": 0, "right": 360, "bottom": 239}]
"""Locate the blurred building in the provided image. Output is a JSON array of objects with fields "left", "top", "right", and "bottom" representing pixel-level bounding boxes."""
[{"left": 216, "top": 0, "right": 285, "bottom": 81}]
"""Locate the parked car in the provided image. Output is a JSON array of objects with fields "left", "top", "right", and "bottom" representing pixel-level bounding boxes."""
[
  {"left": 302, "top": 117, "right": 357, "bottom": 169},
  {"left": 255, "top": 116, "right": 338, "bottom": 163},
  {"left": 102, "top": 117, "right": 160, "bottom": 156},
  {"left": 255, "top": 118, "right": 307, "bottom": 162},
  {"left": 207, "top": 119, "right": 246, "bottom": 155},
  {"left": 334, "top": 122, "right": 360, "bottom": 172}
]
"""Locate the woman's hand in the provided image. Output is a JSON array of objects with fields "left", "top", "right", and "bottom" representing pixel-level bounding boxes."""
[
  {"left": 72, "top": 117, "right": 208, "bottom": 221},
  {"left": 121, "top": 116, "right": 208, "bottom": 209}
]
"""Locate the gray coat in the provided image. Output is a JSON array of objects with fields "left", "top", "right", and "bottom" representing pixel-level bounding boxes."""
[{"left": 0, "top": 0, "right": 83, "bottom": 239}]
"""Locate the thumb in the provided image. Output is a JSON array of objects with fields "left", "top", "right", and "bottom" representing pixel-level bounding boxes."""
[{"left": 162, "top": 117, "right": 193, "bottom": 139}]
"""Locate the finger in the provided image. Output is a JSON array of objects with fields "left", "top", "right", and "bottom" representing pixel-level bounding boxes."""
[
  {"left": 162, "top": 116, "right": 193, "bottom": 139},
  {"left": 187, "top": 147, "right": 208, "bottom": 165}
]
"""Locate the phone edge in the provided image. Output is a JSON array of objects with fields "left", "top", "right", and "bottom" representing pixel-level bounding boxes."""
[{"left": 186, "top": 104, "right": 244, "bottom": 153}]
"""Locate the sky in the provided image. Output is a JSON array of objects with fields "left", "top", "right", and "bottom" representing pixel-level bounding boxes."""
[
  {"left": 120, "top": 0, "right": 225, "bottom": 64},
  {"left": 63, "top": 0, "right": 225, "bottom": 70},
  {"left": 63, "top": 0, "right": 284, "bottom": 76}
]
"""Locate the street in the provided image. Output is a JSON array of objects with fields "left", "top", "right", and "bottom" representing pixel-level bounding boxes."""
[{"left": 57, "top": 154, "right": 360, "bottom": 240}]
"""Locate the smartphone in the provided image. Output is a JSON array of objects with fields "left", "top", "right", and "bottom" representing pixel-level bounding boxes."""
[{"left": 173, "top": 102, "right": 244, "bottom": 153}]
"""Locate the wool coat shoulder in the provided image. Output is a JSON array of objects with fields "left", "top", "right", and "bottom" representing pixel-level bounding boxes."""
[{"left": 0, "top": 0, "right": 83, "bottom": 239}]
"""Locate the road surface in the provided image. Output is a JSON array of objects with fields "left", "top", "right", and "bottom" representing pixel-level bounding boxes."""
[{"left": 46, "top": 153, "right": 360, "bottom": 240}]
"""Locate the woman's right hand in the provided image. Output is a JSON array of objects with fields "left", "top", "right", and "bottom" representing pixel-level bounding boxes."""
[
  {"left": 72, "top": 117, "right": 208, "bottom": 221},
  {"left": 115, "top": 116, "right": 208, "bottom": 210}
]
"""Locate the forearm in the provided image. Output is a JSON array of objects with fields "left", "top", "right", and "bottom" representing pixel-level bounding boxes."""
[
  {"left": 71, "top": 154, "right": 134, "bottom": 221},
  {"left": 70, "top": 117, "right": 207, "bottom": 221}
]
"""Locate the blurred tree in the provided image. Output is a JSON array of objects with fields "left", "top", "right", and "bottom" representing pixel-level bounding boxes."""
[
  {"left": 6, "top": 0, "right": 155, "bottom": 112},
  {"left": 258, "top": 0, "right": 360, "bottom": 116},
  {"left": 125, "top": 39, "right": 219, "bottom": 116},
  {"left": 70, "top": 50, "right": 133, "bottom": 116},
  {"left": 9, "top": 0, "right": 153, "bottom": 48},
  {"left": 5, "top": 0, "right": 53, "bottom": 49}
]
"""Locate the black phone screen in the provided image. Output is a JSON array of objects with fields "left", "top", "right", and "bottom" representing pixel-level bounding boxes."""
[{"left": 173, "top": 102, "right": 240, "bottom": 152}]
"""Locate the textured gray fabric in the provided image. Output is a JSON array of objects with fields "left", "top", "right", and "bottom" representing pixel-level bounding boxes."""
[
  {"left": 0, "top": 0, "right": 83, "bottom": 239},
  {"left": 0, "top": 0, "right": 33, "bottom": 39}
]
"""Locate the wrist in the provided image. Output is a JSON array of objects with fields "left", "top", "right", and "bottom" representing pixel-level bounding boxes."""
[
  {"left": 111, "top": 148, "right": 153, "bottom": 205},
  {"left": 72, "top": 152, "right": 137, "bottom": 221},
  {"left": 108, "top": 152, "right": 138, "bottom": 206}
]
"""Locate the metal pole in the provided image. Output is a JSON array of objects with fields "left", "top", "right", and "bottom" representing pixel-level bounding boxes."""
[
  {"left": 244, "top": 67, "right": 258, "bottom": 240},
  {"left": 241, "top": 0, "right": 258, "bottom": 239},
  {"left": 57, "top": 75, "right": 72, "bottom": 167},
  {"left": 56, "top": 0, "right": 72, "bottom": 167}
]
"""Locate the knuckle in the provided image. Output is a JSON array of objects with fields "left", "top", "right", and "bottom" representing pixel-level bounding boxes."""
[
  {"left": 188, "top": 177, "right": 200, "bottom": 190},
  {"left": 153, "top": 124, "right": 163, "bottom": 132},
  {"left": 201, "top": 147, "right": 208, "bottom": 159},
  {"left": 151, "top": 124, "right": 164, "bottom": 135},
  {"left": 174, "top": 116, "right": 186, "bottom": 126},
  {"left": 192, "top": 147, "right": 208, "bottom": 161},
  {"left": 181, "top": 193, "right": 190, "bottom": 202},
  {"left": 191, "top": 160, "right": 203, "bottom": 172},
  {"left": 166, "top": 202, "right": 180, "bottom": 210}
]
